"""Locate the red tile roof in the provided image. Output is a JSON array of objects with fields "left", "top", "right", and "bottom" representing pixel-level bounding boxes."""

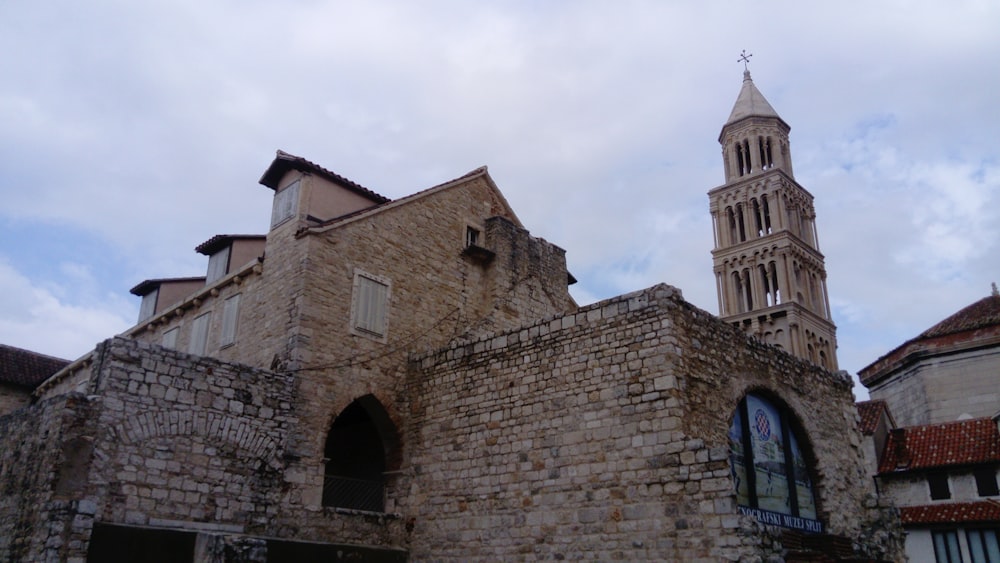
[
  {"left": 879, "top": 418, "right": 1000, "bottom": 474},
  {"left": 0, "top": 344, "right": 70, "bottom": 389},
  {"left": 900, "top": 500, "right": 1000, "bottom": 525},
  {"left": 920, "top": 293, "right": 1000, "bottom": 339},
  {"left": 856, "top": 400, "right": 893, "bottom": 436}
]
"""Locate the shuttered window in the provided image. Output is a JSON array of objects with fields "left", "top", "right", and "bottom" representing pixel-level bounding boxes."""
[
  {"left": 206, "top": 246, "right": 231, "bottom": 284},
  {"left": 188, "top": 312, "right": 211, "bottom": 355},
  {"left": 221, "top": 294, "right": 241, "bottom": 347},
  {"left": 351, "top": 272, "right": 390, "bottom": 339},
  {"left": 162, "top": 327, "right": 179, "bottom": 349},
  {"left": 270, "top": 180, "right": 300, "bottom": 228}
]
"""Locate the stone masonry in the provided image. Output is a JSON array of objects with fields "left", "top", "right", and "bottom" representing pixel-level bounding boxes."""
[{"left": 405, "top": 284, "right": 901, "bottom": 561}]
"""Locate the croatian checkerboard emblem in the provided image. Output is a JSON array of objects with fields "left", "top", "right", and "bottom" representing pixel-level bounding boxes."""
[{"left": 754, "top": 409, "right": 771, "bottom": 441}]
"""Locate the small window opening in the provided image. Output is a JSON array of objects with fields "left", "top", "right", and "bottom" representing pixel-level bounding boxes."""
[
  {"left": 769, "top": 261, "right": 781, "bottom": 305},
  {"left": 727, "top": 207, "right": 738, "bottom": 245},
  {"left": 466, "top": 226, "right": 480, "bottom": 247},
  {"left": 736, "top": 203, "right": 747, "bottom": 242},
  {"left": 742, "top": 139, "right": 752, "bottom": 173},
  {"left": 928, "top": 472, "right": 951, "bottom": 500},
  {"left": 741, "top": 269, "right": 753, "bottom": 311},
  {"left": 759, "top": 264, "right": 772, "bottom": 307},
  {"left": 732, "top": 271, "right": 745, "bottom": 313},
  {"left": 975, "top": 467, "right": 999, "bottom": 497},
  {"left": 752, "top": 199, "right": 763, "bottom": 237},
  {"left": 761, "top": 194, "right": 772, "bottom": 234}
]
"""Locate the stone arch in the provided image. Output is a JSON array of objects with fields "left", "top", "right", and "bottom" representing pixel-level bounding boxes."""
[{"left": 322, "top": 394, "right": 401, "bottom": 511}]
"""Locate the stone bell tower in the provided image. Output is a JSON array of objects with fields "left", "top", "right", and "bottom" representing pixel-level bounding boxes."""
[{"left": 708, "top": 63, "right": 838, "bottom": 370}]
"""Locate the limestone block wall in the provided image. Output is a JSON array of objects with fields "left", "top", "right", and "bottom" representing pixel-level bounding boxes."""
[
  {"left": 280, "top": 175, "right": 576, "bottom": 490},
  {"left": 405, "top": 284, "right": 899, "bottom": 561},
  {"left": 3, "top": 337, "right": 411, "bottom": 561},
  {"left": 0, "top": 393, "right": 100, "bottom": 562}
]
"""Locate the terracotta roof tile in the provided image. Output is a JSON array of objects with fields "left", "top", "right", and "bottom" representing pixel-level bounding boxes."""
[
  {"left": 900, "top": 500, "right": 1000, "bottom": 525},
  {"left": 919, "top": 294, "right": 1000, "bottom": 339},
  {"left": 879, "top": 418, "right": 1000, "bottom": 474},
  {"left": 856, "top": 400, "right": 892, "bottom": 436},
  {"left": 0, "top": 344, "right": 70, "bottom": 389}
]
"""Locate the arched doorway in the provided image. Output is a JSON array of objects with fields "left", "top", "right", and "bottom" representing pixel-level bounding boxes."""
[{"left": 322, "top": 395, "right": 398, "bottom": 512}]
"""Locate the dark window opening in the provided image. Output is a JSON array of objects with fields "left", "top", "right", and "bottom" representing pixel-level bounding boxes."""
[
  {"left": 323, "top": 396, "right": 398, "bottom": 512},
  {"left": 761, "top": 194, "right": 772, "bottom": 234},
  {"left": 466, "top": 226, "right": 480, "bottom": 247},
  {"left": 752, "top": 199, "right": 764, "bottom": 237},
  {"left": 88, "top": 524, "right": 195, "bottom": 563},
  {"left": 929, "top": 472, "right": 951, "bottom": 500},
  {"left": 736, "top": 203, "right": 747, "bottom": 242},
  {"left": 975, "top": 467, "right": 999, "bottom": 497}
]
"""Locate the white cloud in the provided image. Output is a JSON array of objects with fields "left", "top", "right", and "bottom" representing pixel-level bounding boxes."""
[
  {"left": 0, "top": 0, "right": 998, "bottom": 401},
  {"left": 0, "top": 259, "right": 134, "bottom": 361}
]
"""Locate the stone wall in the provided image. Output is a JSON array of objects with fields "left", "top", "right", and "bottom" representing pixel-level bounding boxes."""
[
  {"left": 0, "top": 393, "right": 100, "bottom": 562},
  {"left": 405, "top": 284, "right": 900, "bottom": 561},
  {"left": 3, "top": 337, "right": 411, "bottom": 561}
]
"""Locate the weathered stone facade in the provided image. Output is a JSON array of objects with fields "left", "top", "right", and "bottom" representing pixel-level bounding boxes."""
[
  {"left": 0, "top": 146, "right": 903, "bottom": 561},
  {"left": 1, "top": 288, "right": 903, "bottom": 561},
  {"left": 406, "top": 284, "right": 898, "bottom": 561}
]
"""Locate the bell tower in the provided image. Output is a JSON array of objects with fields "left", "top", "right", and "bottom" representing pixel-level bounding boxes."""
[{"left": 708, "top": 59, "right": 838, "bottom": 370}]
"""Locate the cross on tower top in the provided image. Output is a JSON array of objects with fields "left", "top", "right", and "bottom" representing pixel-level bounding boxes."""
[{"left": 738, "top": 50, "right": 752, "bottom": 71}]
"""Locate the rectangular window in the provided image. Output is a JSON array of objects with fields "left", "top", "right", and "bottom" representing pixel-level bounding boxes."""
[
  {"left": 162, "top": 327, "right": 179, "bottom": 349},
  {"left": 206, "top": 246, "right": 231, "bottom": 284},
  {"left": 188, "top": 312, "right": 211, "bottom": 356},
  {"left": 967, "top": 529, "right": 1000, "bottom": 563},
  {"left": 933, "top": 530, "right": 963, "bottom": 563},
  {"left": 975, "top": 467, "right": 999, "bottom": 497},
  {"left": 220, "top": 294, "right": 240, "bottom": 347},
  {"left": 466, "top": 226, "right": 480, "bottom": 247},
  {"left": 351, "top": 271, "right": 390, "bottom": 338},
  {"left": 138, "top": 289, "right": 158, "bottom": 322},
  {"left": 270, "top": 179, "right": 300, "bottom": 228},
  {"left": 929, "top": 472, "right": 951, "bottom": 500}
]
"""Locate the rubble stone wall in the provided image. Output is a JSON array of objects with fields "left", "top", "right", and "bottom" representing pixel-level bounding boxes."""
[{"left": 406, "top": 284, "right": 900, "bottom": 561}]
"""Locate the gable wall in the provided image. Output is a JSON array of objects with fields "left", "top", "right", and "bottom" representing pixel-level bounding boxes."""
[{"left": 284, "top": 176, "right": 575, "bottom": 484}]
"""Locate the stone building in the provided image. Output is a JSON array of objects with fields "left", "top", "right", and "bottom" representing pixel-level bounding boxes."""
[
  {"left": 857, "top": 289, "right": 1000, "bottom": 562},
  {"left": 709, "top": 70, "right": 838, "bottom": 370},
  {"left": 0, "top": 72, "right": 902, "bottom": 562}
]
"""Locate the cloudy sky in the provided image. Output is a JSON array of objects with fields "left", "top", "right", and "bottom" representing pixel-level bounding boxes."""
[{"left": 2, "top": 1, "right": 998, "bottom": 399}]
